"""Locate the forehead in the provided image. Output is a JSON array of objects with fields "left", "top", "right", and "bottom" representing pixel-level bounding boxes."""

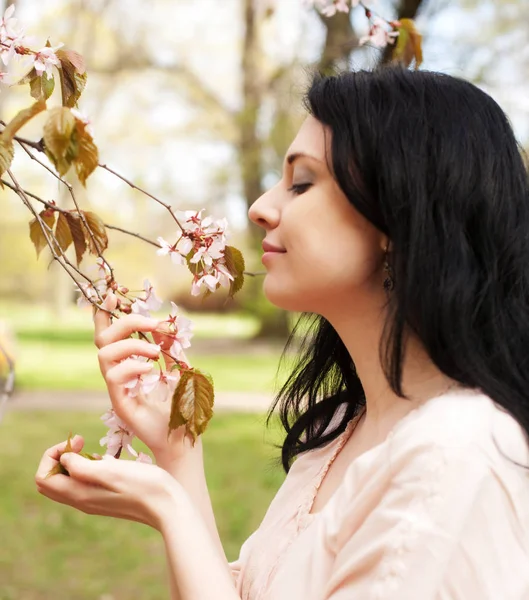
[{"left": 286, "top": 116, "right": 328, "bottom": 161}]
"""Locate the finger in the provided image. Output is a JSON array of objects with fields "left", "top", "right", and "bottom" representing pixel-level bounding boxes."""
[
  {"left": 93, "top": 291, "right": 117, "bottom": 332},
  {"left": 59, "top": 453, "right": 110, "bottom": 488},
  {"left": 151, "top": 322, "right": 177, "bottom": 370},
  {"left": 98, "top": 339, "right": 161, "bottom": 374},
  {"left": 94, "top": 313, "right": 160, "bottom": 349},
  {"left": 35, "top": 435, "right": 84, "bottom": 481},
  {"left": 106, "top": 358, "right": 156, "bottom": 389}
]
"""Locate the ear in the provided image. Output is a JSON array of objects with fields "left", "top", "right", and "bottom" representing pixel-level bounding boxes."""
[{"left": 380, "top": 236, "right": 392, "bottom": 254}]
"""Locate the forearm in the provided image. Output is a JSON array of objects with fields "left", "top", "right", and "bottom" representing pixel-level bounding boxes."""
[
  {"left": 160, "top": 487, "right": 241, "bottom": 600},
  {"left": 156, "top": 449, "right": 230, "bottom": 577}
]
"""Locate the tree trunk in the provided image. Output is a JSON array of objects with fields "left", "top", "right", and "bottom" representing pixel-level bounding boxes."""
[
  {"left": 238, "top": 0, "right": 290, "bottom": 339},
  {"left": 317, "top": 11, "right": 358, "bottom": 74}
]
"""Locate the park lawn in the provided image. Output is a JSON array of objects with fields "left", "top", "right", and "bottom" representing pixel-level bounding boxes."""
[{"left": 0, "top": 409, "right": 286, "bottom": 600}]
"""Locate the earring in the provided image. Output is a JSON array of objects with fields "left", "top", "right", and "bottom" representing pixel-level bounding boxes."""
[{"left": 383, "top": 246, "right": 394, "bottom": 293}]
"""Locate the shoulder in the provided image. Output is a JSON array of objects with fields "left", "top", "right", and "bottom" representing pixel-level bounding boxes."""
[{"left": 391, "top": 387, "right": 529, "bottom": 469}]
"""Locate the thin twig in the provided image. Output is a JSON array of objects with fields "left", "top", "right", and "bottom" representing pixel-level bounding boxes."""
[
  {"left": 1, "top": 178, "right": 162, "bottom": 249},
  {"left": 98, "top": 163, "right": 184, "bottom": 233},
  {"left": 7, "top": 134, "right": 115, "bottom": 281},
  {"left": 6, "top": 168, "right": 102, "bottom": 306}
]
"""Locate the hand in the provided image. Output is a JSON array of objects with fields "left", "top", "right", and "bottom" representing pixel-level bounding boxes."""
[
  {"left": 35, "top": 436, "right": 181, "bottom": 531},
  {"left": 94, "top": 292, "right": 200, "bottom": 464}
]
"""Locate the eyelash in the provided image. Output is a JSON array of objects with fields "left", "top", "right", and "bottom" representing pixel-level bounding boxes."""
[{"left": 287, "top": 183, "right": 312, "bottom": 195}]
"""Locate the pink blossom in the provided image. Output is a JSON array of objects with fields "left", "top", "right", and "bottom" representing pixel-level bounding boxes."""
[
  {"left": 156, "top": 236, "right": 186, "bottom": 266},
  {"left": 190, "top": 237, "right": 225, "bottom": 267},
  {"left": 136, "top": 452, "right": 153, "bottom": 464},
  {"left": 166, "top": 302, "right": 194, "bottom": 355},
  {"left": 215, "top": 262, "right": 234, "bottom": 289},
  {"left": 0, "top": 5, "right": 17, "bottom": 38},
  {"left": 33, "top": 43, "right": 63, "bottom": 78},
  {"left": 359, "top": 17, "right": 399, "bottom": 48},
  {"left": 76, "top": 279, "right": 107, "bottom": 308},
  {"left": 191, "top": 273, "right": 219, "bottom": 296},
  {"left": 131, "top": 278, "right": 163, "bottom": 317},
  {"left": 100, "top": 409, "right": 137, "bottom": 458}
]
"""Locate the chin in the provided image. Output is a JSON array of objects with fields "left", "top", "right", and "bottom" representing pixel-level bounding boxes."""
[{"left": 263, "top": 278, "right": 315, "bottom": 313}]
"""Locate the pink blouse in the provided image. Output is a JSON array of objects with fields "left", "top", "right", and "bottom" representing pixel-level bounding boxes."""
[{"left": 229, "top": 388, "right": 529, "bottom": 599}]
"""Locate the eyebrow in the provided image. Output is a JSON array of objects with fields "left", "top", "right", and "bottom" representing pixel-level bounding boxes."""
[{"left": 286, "top": 152, "right": 323, "bottom": 165}]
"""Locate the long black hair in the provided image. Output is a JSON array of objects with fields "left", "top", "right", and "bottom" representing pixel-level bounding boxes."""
[{"left": 267, "top": 66, "right": 529, "bottom": 473}]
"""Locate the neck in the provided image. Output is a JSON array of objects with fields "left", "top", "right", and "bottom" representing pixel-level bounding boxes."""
[{"left": 324, "top": 291, "right": 457, "bottom": 427}]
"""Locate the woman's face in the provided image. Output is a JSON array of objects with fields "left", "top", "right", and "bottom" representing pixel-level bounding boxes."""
[{"left": 248, "top": 116, "right": 387, "bottom": 314}]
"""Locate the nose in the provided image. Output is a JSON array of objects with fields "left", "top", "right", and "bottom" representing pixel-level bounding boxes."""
[{"left": 248, "top": 185, "right": 281, "bottom": 231}]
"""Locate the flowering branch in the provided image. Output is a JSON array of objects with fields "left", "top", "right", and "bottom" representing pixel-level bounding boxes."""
[{"left": 308, "top": 0, "right": 422, "bottom": 65}]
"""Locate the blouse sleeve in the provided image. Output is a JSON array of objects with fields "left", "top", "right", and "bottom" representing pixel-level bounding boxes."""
[{"left": 321, "top": 442, "right": 526, "bottom": 600}]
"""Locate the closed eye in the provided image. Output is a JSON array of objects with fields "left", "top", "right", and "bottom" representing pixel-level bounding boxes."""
[{"left": 287, "top": 183, "right": 312, "bottom": 195}]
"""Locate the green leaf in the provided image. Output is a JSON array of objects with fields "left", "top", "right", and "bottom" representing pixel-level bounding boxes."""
[
  {"left": 0, "top": 136, "right": 14, "bottom": 178},
  {"left": 169, "top": 369, "right": 215, "bottom": 444},
  {"left": 29, "top": 209, "right": 56, "bottom": 258},
  {"left": 223, "top": 245, "right": 245, "bottom": 297},
  {"left": 30, "top": 72, "right": 55, "bottom": 101}
]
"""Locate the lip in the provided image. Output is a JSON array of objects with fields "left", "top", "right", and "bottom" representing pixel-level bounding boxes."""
[{"left": 262, "top": 240, "right": 286, "bottom": 253}]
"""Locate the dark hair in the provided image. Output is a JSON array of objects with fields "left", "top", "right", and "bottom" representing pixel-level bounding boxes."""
[{"left": 267, "top": 66, "right": 529, "bottom": 473}]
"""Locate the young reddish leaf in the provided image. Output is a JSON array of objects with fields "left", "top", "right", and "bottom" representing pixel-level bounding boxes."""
[
  {"left": 73, "top": 120, "right": 99, "bottom": 186},
  {"left": 45, "top": 433, "right": 101, "bottom": 478},
  {"left": 29, "top": 208, "right": 56, "bottom": 258},
  {"left": 392, "top": 19, "right": 423, "bottom": 69},
  {"left": 54, "top": 212, "right": 73, "bottom": 253},
  {"left": 223, "top": 245, "right": 245, "bottom": 297},
  {"left": 56, "top": 49, "right": 87, "bottom": 108},
  {"left": 64, "top": 211, "right": 87, "bottom": 266},
  {"left": 0, "top": 137, "right": 14, "bottom": 178},
  {"left": 30, "top": 72, "right": 55, "bottom": 101},
  {"left": 1, "top": 100, "right": 47, "bottom": 141},
  {"left": 169, "top": 369, "right": 215, "bottom": 444},
  {"left": 58, "top": 49, "right": 86, "bottom": 74},
  {"left": 83, "top": 211, "right": 108, "bottom": 254},
  {"left": 43, "top": 107, "right": 76, "bottom": 173}
]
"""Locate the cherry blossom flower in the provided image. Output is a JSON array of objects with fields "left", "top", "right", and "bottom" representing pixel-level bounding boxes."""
[
  {"left": 189, "top": 237, "right": 225, "bottom": 267},
  {"left": 360, "top": 17, "right": 399, "bottom": 48},
  {"left": 131, "top": 278, "right": 163, "bottom": 317},
  {"left": 135, "top": 452, "right": 153, "bottom": 464},
  {"left": 165, "top": 302, "right": 194, "bottom": 356},
  {"left": 191, "top": 273, "right": 220, "bottom": 296},
  {"left": 76, "top": 279, "right": 108, "bottom": 308},
  {"left": 0, "top": 5, "right": 17, "bottom": 40},
  {"left": 33, "top": 43, "right": 63, "bottom": 77},
  {"left": 156, "top": 236, "right": 186, "bottom": 266},
  {"left": 100, "top": 409, "right": 137, "bottom": 458},
  {"left": 139, "top": 369, "right": 180, "bottom": 401}
]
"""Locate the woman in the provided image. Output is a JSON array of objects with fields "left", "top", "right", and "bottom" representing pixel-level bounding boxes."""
[{"left": 35, "top": 67, "right": 529, "bottom": 599}]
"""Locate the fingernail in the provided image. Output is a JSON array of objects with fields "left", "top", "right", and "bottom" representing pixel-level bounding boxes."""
[{"left": 152, "top": 344, "right": 161, "bottom": 352}]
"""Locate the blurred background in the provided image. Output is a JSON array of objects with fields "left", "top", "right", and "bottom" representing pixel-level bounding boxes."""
[{"left": 0, "top": 0, "right": 528, "bottom": 597}]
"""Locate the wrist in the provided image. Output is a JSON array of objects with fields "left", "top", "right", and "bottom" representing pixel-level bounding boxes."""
[
  {"left": 150, "top": 470, "right": 189, "bottom": 532},
  {"left": 154, "top": 435, "right": 203, "bottom": 472}
]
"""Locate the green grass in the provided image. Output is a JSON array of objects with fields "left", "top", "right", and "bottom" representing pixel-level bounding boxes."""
[
  {"left": 0, "top": 410, "right": 285, "bottom": 600},
  {"left": 1, "top": 302, "right": 285, "bottom": 393}
]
